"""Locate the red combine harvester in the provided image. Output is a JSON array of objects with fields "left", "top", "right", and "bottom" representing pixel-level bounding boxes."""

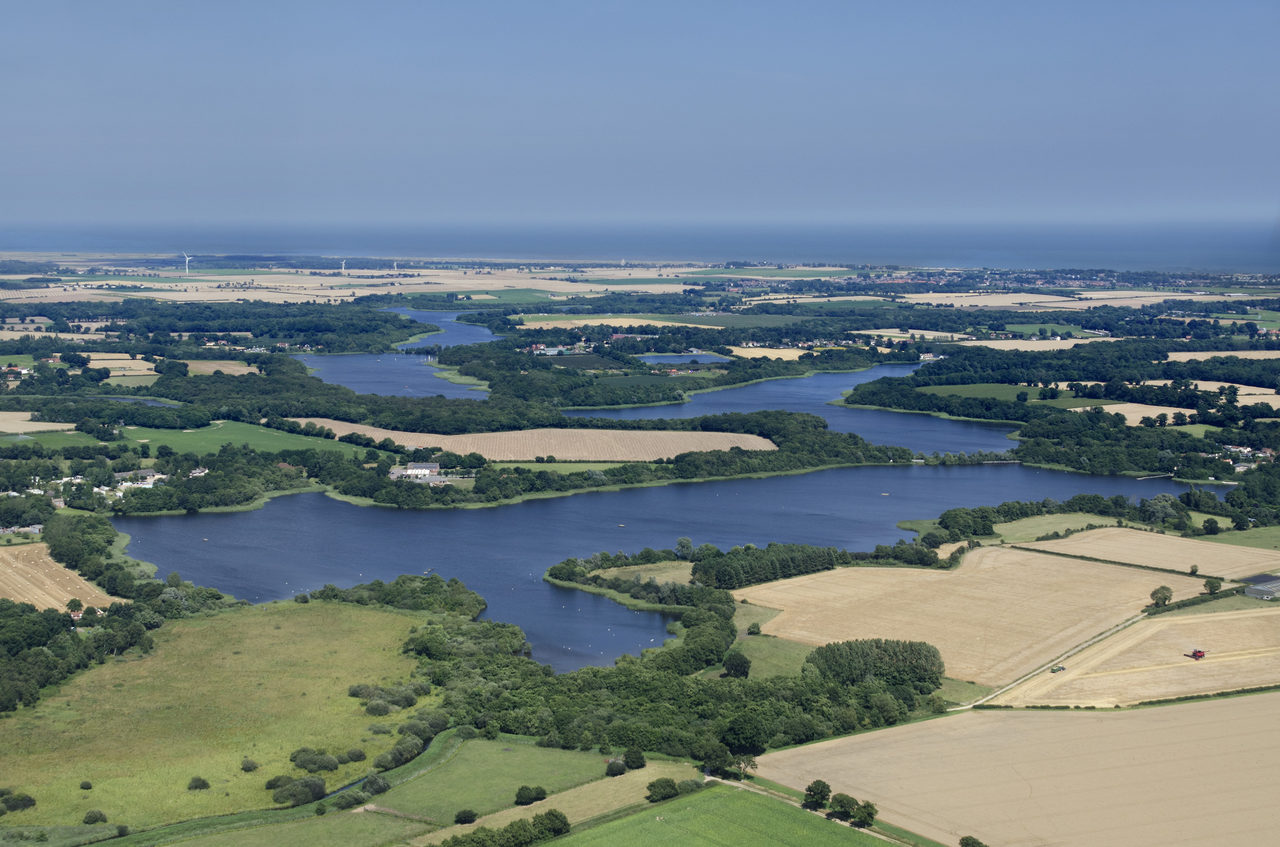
[{"left": 1186, "top": 649, "right": 1206, "bottom": 660}]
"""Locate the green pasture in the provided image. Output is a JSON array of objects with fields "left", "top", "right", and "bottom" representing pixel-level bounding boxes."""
[
  {"left": 1199, "top": 524, "right": 1280, "bottom": 551},
  {"left": 1163, "top": 594, "right": 1276, "bottom": 616},
  {"left": 937, "top": 678, "right": 995, "bottom": 705},
  {"left": 105, "top": 374, "right": 160, "bottom": 387},
  {"left": 0, "top": 602, "right": 422, "bottom": 828},
  {"left": 917, "top": 382, "right": 1118, "bottom": 409},
  {"left": 597, "top": 560, "right": 693, "bottom": 584},
  {"left": 556, "top": 784, "right": 884, "bottom": 847},
  {"left": 721, "top": 634, "right": 812, "bottom": 679},
  {"left": 992, "top": 512, "right": 1120, "bottom": 543},
  {"left": 0, "top": 353, "right": 43, "bottom": 368},
  {"left": 156, "top": 809, "right": 432, "bottom": 847},
  {"left": 120, "top": 421, "right": 370, "bottom": 457},
  {"left": 453, "top": 289, "right": 556, "bottom": 304},
  {"left": 375, "top": 736, "right": 610, "bottom": 825},
  {"left": 1004, "top": 322, "right": 1089, "bottom": 336},
  {"left": 0, "top": 430, "right": 101, "bottom": 448}
]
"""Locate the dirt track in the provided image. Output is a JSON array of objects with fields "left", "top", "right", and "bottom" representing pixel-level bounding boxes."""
[{"left": 757, "top": 692, "right": 1280, "bottom": 847}]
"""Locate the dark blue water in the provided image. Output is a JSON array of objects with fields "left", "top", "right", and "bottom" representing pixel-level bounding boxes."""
[
  {"left": 637, "top": 353, "right": 732, "bottom": 365},
  {"left": 293, "top": 310, "right": 497, "bottom": 398},
  {"left": 115, "top": 465, "right": 1191, "bottom": 671},
  {"left": 96, "top": 396, "right": 179, "bottom": 407},
  {"left": 7, "top": 222, "right": 1278, "bottom": 272},
  {"left": 569, "top": 365, "right": 1018, "bottom": 455}
]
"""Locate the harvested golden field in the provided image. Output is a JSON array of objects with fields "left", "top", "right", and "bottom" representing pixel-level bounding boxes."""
[
  {"left": 727, "top": 346, "right": 809, "bottom": 360},
  {"left": 0, "top": 543, "right": 116, "bottom": 610},
  {"left": 901, "top": 292, "right": 1080, "bottom": 308},
  {"left": 290, "top": 418, "right": 776, "bottom": 461},
  {"left": 1146, "top": 378, "right": 1278, "bottom": 406},
  {"left": 757, "top": 692, "right": 1280, "bottom": 847},
  {"left": 956, "top": 337, "right": 1120, "bottom": 351},
  {"left": 85, "top": 352, "right": 157, "bottom": 376},
  {"left": 517, "top": 315, "right": 714, "bottom": 330},
  {"left": 183, "top": 359, "right": 257, "bottom": 375},
  {"left": 1020, "top": 526, "right": 1280, "bottom": 579},
  {"left": 0, "top": 411, "right": 76, "bottom": 434},
  {"left": 1166, "top": 349, "right": 1280, "bottom": 361},
  {"left": 1070, "top": 401, "right": 1190, "bottom": 424},
  {"left": 992, "top": 607, "right": 1280, "bottom": 706},
  {"left": 731, "top": 547, "right": 1203, "bottom": 685}
]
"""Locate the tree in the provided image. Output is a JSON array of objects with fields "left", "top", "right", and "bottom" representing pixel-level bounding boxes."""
[
  {"left": 850, "top": 800, "right": 877, "bottom": 828},
  {"left": 829, "top": 793, "right": 859, "bottom": 821},
  {"left": 454, "top": 809, "right": 478, "bottom": 824},
  {"left": 802, "top": 779, "right": 831, "bottom": 810},
  {"left": 1202, "top": 518, "right": 1220, "bottom": 535},
  {"left": 515, "top": 785, "right": 546, "bottom": 805},
  {"left": 676, "top": 537, "right": 694, "bottom": 559},
  {"left": 605, "top": 760, "right": 627, "bottom": 777},
  {"left": 723, "top": 650, "right": 751, "bottom": 678},
  {"left": 1204, "top": 577, "right": 1223, "bottom": 595},
  {"left": 720, "top": 711, "right": 769, "bottom": 756},
  {"left": 83, "top": 809, "right": 107, "bottom": 824},
  {"left": 1150, "top": 585, "right": 1173, "bottom": 607},
  {"left": 66, "top": 598, "right": 83, "bottom": 613},
  {"left": 646, "top": 778, "right": 679, "bottom": 802}
]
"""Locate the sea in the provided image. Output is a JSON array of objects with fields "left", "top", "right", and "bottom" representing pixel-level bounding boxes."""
[{"left": 4, "top": 222, "right": 1279, "bottom": 273}]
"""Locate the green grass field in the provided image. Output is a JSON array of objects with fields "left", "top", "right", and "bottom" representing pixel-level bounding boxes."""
[
  {"left": 120, "top": 421, "right": 371, "bottom": 457},
  {"left": 1163, "top": 594, "right": 1277, "bottom": 616},
  {"left": 1004, "top": 322, "right": 1089, "bottom": 336},
  {"left": 105, "top": 374, "right": 160, "bottom": 387},
  {"left": 375, "top": 737, "right": 611, "bottom": 824},
  {"left": 1198, "top": 524, "right": 1280, "bottom": 551},
  {"left": 937, "top": 677, "right": 995, "bottom": 704},
  {"left": 917, "top": 382, "right": 1118, "bottom": 410},
  {"left": 992, "top": 512, "right": 1121, "bottom": 543},
  {"left": 727, "top": 634, "right": 812, "bottom": 679},
  {"left": 0, "top": 602, "right": 421, "bottom": 828},
  {"left": 597, "top": 560, "right": 692, "bottom": 584},
  {"left": 0, "top": 430, "right": 102, "bottom": 448},
  {"left": 556, "top": 784, "right": 884, "bottom": 847},
  {"left": 154, "top": 809, "right": 432, "bottom": 847}
]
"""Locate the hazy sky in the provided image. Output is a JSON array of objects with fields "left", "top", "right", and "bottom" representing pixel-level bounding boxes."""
[{"left": 3, "top": 1, "right": 1277, "bottom": 227}]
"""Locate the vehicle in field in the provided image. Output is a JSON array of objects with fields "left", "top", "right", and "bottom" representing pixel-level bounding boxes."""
[
  {"left": 1050, "top": 665, "right": 1066, "bottom": 673},
  {"left": 1186, "top": 649, "right": 1207, "bottom": 660}
]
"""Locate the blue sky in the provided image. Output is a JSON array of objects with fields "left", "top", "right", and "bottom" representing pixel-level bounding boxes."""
[{"left": 2, "top": 1, "right": 1277, "bottom": 227}]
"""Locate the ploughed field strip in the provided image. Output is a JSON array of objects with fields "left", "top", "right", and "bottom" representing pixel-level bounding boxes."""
[
  {"left": 290, "top": 417, "right": 776, "bottom": 461},
  {"left": 731, "top": 546, "right": 1203, "bottom": 686},
  {"left": 992, "top": 607, "right": 1280, "bottom": 707},
  {"left": 757, "top": 692, "right": 1280, "bottom": 847},
  {"left": 0, "top": 543, "right": 116, "bottom": 610},
  {"left": 1019, "top": 526, "right": 1280, "bottom": 580}
]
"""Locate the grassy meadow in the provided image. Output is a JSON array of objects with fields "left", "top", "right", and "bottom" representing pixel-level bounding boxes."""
[
  {"left": 0, "top": 602, "right": 421, "bottom": 828},
  {"left": 120, "top": 420, "right": 372, "bottom": 457},
  {"left": 555, "top": 785, "right": 884, "bottom": 847}
]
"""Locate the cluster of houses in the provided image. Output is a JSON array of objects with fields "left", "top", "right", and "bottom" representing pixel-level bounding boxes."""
[
  {"left": 387, "top": 462, "right": 452, "bottom": 485},
  {"left": 1223, "top": 445, "right": 1276, "bottom": 474}
]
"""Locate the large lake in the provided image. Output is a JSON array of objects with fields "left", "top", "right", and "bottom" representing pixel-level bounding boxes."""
[
  {"left": 116, "top": 466, "right": 1190, "bottom": 672},
  {"left": 120, "top": 310, "right": 1195, "bottom": 671},
  {"left": 293, "top": 309, "right": 497, "bottom": 399}
]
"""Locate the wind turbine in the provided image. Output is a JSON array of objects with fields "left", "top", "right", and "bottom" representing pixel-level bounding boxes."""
[
  {"left": 341, "top": 259, "right": 346, "bottom": 274},
  {"left": 183, "top": 253, "right": 192, "bottom": 277}
]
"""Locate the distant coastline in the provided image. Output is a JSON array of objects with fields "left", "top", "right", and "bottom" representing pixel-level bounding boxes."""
[{"left": 3, "top": 221, "right": 1277, "bottom": 273}]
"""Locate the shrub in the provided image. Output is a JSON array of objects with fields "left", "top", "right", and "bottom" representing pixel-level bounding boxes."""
[
  {"left": 2, "top": 792, "right": 35, "bottom": 812},
  {"left": 515, "top": 785, "right": 547, "bottom": 805},
  {"left": 960, "top": 838, "right": 990, "bottom": 847},
  {"left": 455, "top": 809, "right": 478, "bottom": 824},
  {"left": 532, "top": 809, "right": 571, "bottom": 837},
  {"left": 646, "top": 778, "right": 679, "bottom": 803},
  {"left": 240, "top": 758, "right": 259, "bottom": 773},
  {"left": 623, "top": 748, "right": 646, "bottom": 769},
  {"left": 314, "top": 802, "right": 327, "bottom": 815},
  {"left": 677, "top": 779, "right": 702, "bottom": 795},
  {"left": 273, "top": 775, "right": 325, "bottom": 807},
  {"left": 330, "top": 790, "right": 369, "bottom": 810},
  {"left": 605, "top": 760, "right": 627, "bottom": 777},
  {"left": 347, "top": 748, "right": 366, "bottom": 762},
  {"left": 83, "top": 809, "right": 107, "bottom": 824},
  {"left": 80, "top": 781, "right": 93, "bottom": 790},
  {"left": 746, "top": 622, "right": 761, "bottom": 635},
  {"left": 365, "top": 699, "right": 391, "bottom": 716},
  {"left": 116, "top": 825, "right": 129, "bottom": 837},
  {"left": 264, "top": 775, "right": 294, "bottom": 790},
  {"left": 455, "top": 725, "right": 478, "bottom": 740},
  {"left": 368, "top": 723, "right": 392, "bottom": 735},
  {"left": 722, "top": 650, "right": 751, "bottom": 678},
  {"left": 363, "top": 773, "right": 390, "bottom": 796},
  {"left": 187, "top": 777, "right": 210, "bottom": 791}
]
